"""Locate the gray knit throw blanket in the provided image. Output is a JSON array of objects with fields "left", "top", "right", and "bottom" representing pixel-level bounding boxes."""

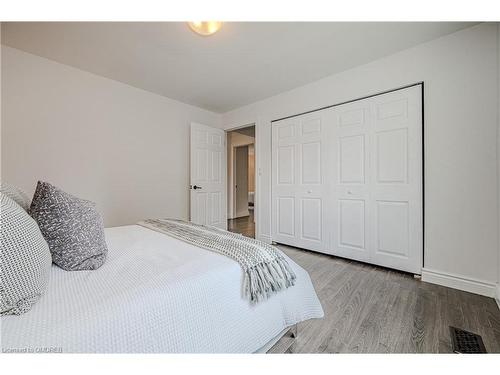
[{"left": 138, "top": 219, "right": 296, "bottom": 303}]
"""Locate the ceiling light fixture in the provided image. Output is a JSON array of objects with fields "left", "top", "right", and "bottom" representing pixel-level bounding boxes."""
[{"left": 188, "top": 21, "right": 222, "bottom": 36}]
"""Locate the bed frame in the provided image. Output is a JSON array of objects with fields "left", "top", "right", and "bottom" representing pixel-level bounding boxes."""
[{"left": 256, "top": 324, "right": 298, "bottom": 353}]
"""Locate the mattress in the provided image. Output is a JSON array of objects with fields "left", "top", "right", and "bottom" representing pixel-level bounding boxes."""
[{"left": 0, "top": 225, "right": 323, "bottom": 353}]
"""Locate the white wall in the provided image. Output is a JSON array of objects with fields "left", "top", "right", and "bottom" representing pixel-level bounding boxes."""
[
  {"left": 1, "top": 46, "right": 221, "bottom": 227},
  {"left": 497, "top": 23, "right": 500, "bottom": 306},
  {"left": 226, "top": 130, "right": 255, "bottom": 218},
  {"left": 0, "top": 25, "right": 2, "bottom": 181},
  {"left": 222, "top": 23, "right": 500, "bottom": 296}
]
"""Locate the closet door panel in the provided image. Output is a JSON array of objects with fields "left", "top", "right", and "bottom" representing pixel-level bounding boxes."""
[
  {"left": 272, "top": 111, "right": 329, "bottom": 252},
  {"left": 301, "top": 141, "right": 321, "bottom": 184},
  {"left": 376, "top": 128, "right": 408, "bottom": 184},
  {"left": 339, "top": 134, "right": 365, "bottom": 184},
  {"left": 375, "top": 200, "right": 409, "bottom": 257},
  {"left": 330, "top": 100, "right": 371, "bottom": 262},
  {"left": 300, "top": 197, "right": 322, "bottom": 242},
  {"left": 272, "top": 119, "right": 298, "bottom": 246},
  {"left": 294, "top": 111, "right": 328, "bottom": 251},
  {"left": 369, "top": 86, "right": 422, "bottom": 274},
  {"left": 338, "top": 198, "right": 366, "bottom": 250},
  {"left": 277, "top": 146, "right": 295, "bottom": 184},
  {"left": 277, "top": 196, "right": 295, "bottom": 237},
  {"left": 272, "top": 85, "right": 422, "bottom": 274}
]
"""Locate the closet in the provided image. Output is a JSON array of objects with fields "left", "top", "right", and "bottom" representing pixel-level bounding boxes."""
[{"left": 271, "top": 84, "right": 423, "bottom": 274}]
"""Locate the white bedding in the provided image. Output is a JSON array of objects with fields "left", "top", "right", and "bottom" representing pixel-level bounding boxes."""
[{"left": 0, "top": 225, "right": 324, "bottom": 353}]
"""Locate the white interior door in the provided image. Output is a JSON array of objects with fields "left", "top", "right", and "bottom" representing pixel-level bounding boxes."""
[
  {"left": 330, "top": 99, "right": 372, "bottom": 263},
  {"left": 271, "top": 110, "right": 329, "bottom": 252},
  {"left": 190, "top": 122, "right": 227, "bottom": 229},
  {"left": 271, "top": 85, "right": 423, "bottom": 274},
  {"left": 331, "top": 85, "right": 422, "bottom": 273},
  {"left": 368, "top": 86, "right": 423, "bottom": 273}
]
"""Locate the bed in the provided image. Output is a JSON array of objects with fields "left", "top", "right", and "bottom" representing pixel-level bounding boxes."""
[{"left": 1, "top": 225, "right": 324, "bottom": 353}]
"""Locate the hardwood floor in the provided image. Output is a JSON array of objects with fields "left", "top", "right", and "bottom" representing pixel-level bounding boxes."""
[
  {"left": 228, "top": 211, "right": 255, "bottom": 238},
  {"left": 226, "top": 214, "right": 500, "bottom": 353},
  {"left": 270, "top": 245, "right": 500, "bottom": 353}
]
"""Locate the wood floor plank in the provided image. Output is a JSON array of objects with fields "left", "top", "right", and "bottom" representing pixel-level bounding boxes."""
[
  {"left": 409, "top": 286, "right": 437, "bottom": 352},
  {"left": 226, "top": 218, "right": 500, "bottom": 354},
  {"left": 375, "top": 277, "right": 413, "bottom": 352},
  {"left": 292, "top": 259, "right": 365, "bottom": 353},
  {"left": 344, "top": 272, "right": 400, "bottom": 353},
  {"left": 324, "top": 268, "right": 389, "bottom": 353},
  {"left": 276, "top": 246, "right": 500, "bottom": 353}
]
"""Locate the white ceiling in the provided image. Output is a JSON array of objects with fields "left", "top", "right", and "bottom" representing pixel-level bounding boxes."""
[{"left": 2, "top": 22, "right": 476, "bottom": 113}]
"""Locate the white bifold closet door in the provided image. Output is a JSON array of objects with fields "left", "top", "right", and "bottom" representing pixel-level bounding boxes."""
[
  {"left": 272, "top": 85, "right": 423, "bottom": 274},
  {"left": 271, "top": 111, "right": 330, "bottom": 252}
]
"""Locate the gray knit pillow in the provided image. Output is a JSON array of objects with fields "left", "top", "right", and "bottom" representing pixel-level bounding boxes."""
[
  {"left": 0, "top": 181, "right": 31, "bottom": 211},
  {"left": 1, "top": 193, "right": 52, "bottom": 315},
  {"left": 29, "top": 181, "right": 107, "bottom": 271}
]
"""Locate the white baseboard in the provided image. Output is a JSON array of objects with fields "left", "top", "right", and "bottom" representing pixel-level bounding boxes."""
[
  {"left": 496, "top": 284, "right": 500, "bottom": 310},
  {"left": 421, "top": 268, "right": 497, "bottom": 298}
]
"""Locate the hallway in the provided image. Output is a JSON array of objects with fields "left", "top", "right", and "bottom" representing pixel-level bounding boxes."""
[{"left": 228, "top": 211, "right": 255, "bottom": 238}]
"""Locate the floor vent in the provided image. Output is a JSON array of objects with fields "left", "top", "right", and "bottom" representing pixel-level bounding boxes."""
[{"left": 450, "top": 327, "right": 487, "bottom": 353}]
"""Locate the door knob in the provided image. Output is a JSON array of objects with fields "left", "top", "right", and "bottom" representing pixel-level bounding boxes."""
[{"left": 192, "top": 185, "right": 202, "bottom": 190}]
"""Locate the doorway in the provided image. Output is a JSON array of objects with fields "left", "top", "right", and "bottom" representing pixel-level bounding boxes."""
[{"left": 226, "top": 125, "right": 256, "bottom": 238}]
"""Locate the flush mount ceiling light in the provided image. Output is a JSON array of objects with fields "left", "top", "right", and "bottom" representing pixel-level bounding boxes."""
[{"left": 188, "top": 21, "right": 222, "bottom": 36}]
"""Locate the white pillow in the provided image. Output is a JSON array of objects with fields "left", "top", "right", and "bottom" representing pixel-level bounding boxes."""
[
  {"left": 0, "top": 181, "right": 31, "bottom": 211},
  {"left": 0, "top": 193, "right": 52, "bottom": 315}
]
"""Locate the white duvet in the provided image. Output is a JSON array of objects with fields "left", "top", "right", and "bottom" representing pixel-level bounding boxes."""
[{"left": 1, "top": 225, "right": 324, "bottom": 353}]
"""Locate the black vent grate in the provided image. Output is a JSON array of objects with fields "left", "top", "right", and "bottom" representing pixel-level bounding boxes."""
[{"left": 450, "top": 327, "right": 487, "bottom": 353}]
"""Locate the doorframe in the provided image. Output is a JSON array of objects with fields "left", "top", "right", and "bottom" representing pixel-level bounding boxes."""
[
  {"left": 232, "top": 144, "right": 251, "bottom": 219},
  {"left": 225, "top": 123, "right": 258, "bottom": 233}
]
